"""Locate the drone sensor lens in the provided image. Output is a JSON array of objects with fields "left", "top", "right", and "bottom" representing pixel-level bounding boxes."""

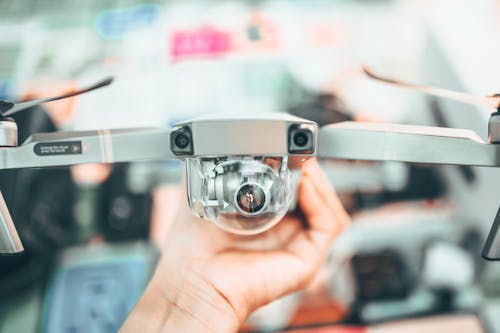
[
  {"left": 293, "top": 132, "right": 309, "bottom": 147},
  {"left": 175, "top": 133, "right": 190, "bottom": 149}
]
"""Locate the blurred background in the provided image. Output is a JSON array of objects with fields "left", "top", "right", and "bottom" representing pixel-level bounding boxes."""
[{"left": 1, "top": 0, "right": 500, "bottom": 332}]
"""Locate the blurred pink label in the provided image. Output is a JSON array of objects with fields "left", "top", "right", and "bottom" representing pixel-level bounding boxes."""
[{"left": 170, "top": 27, "right": 231, "bottom": 60}]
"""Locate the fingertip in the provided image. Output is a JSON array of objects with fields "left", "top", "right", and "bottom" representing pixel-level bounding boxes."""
[
  {"left": 302, "top": 158, "right": 321, "bottom": 177},
  {"left": 302, "top": 159, "right": 336, "bottom": 197},
  {"left": 302, "top": 159, "right": 331, "bottom": 189},
  {"left": 297, "top": 176, "right": 321, "bottom": 218}
]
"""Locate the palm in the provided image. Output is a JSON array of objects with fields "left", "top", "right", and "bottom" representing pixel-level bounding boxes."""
[{"left": 157, "top": 159, "right": 349, "bottom": 322}]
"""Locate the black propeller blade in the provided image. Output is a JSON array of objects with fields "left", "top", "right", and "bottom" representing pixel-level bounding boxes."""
[
  {"left": 0, "top": 76, "right": 114, "bottom": 116},
  {"left": 362, "top": 66, "right": 500, "bottom": 112}
]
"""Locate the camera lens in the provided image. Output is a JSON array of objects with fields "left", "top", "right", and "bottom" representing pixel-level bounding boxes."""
[
  {"left": 175, "top": 133, "right": 190, "bottom": 149},
  {"left": 236, "top": 183, "right": 266, "bottom": 214},
  {"left": 293, "top": 132, "right": 309, "bottom": 147}
]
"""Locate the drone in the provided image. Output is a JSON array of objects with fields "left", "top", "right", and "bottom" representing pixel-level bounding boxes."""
[{"left": 1, "top": 69, "right": 499, "bottom": 261}]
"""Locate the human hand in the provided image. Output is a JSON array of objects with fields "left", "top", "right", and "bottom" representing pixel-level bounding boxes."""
[{"left": 120, "top": 158, "right": 349, "bottom": 332}]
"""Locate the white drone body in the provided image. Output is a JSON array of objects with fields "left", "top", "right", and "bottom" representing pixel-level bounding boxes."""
[{"left": 0, "top": 71, "right": 499, "bottom": 260}]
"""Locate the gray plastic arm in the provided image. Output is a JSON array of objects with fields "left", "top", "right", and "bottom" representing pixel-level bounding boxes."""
[
  {"left": 0, "top": 127, "right": 173, "bottom": 170},
  {"left": 318, "top": 122, "right": 500, "bottom": 167}
]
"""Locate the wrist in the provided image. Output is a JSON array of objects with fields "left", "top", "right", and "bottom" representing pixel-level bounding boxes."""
[
  {"left": 158, "top": 272, "right": 239, "bottom": 332},
  {"left": 150, "top": 260, "right": 240, "bottom": 333}
]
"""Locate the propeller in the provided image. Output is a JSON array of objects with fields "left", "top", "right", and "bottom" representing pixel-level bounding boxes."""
[
  {"left": 0, "top": 76, "right": 114, "bottom": 117},
  {"left": 362, "top": 66, "right": 500, "bottom": 112}
]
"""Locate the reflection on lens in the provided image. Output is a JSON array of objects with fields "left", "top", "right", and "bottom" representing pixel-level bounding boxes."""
[{"left": 236, "top": 183, "right": 266, "bottom": 214}]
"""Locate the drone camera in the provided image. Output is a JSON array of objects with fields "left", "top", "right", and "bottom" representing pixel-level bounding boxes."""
[
  {"left": 170, "top": 126, "right": 193, "bottom": 156},
  {"left": 186, "top": 157, "right": 293, "bottom": 235},
  {"left": 289, "top": 124, "right": 315, "bottom": 154}
]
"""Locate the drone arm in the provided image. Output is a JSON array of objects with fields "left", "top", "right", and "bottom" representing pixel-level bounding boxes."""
[
  {"left": 318, "top": 122, "right": 500, "bottom": 167},
  {"left": 0, "top": 127, "right": 174, "bottom": 170}
]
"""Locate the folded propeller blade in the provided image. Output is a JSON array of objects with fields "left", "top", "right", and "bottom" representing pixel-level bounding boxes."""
[
  {"left": 0, "top": 76, "right": 114, "bottom": 116},
  {"left": 362, "top": 66, "right": 500, "bottom": 112}
]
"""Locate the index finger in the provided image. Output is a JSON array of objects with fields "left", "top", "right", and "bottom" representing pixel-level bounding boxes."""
[{"left": 298, "top": 158, "right": 350, "bottom": 241}]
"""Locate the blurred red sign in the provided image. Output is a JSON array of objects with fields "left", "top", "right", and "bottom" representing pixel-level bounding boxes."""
[{"left": 170, "top": 26, "right": 232, "bottom": 60}]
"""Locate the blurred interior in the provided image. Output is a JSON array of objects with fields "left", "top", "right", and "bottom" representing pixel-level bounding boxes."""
[{"left": 1, "top": 0, "right": 500, "bottom": 332}]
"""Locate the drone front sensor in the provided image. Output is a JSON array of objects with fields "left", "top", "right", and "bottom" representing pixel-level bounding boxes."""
[{"left": 170, "top": 126, "right": 193, "bottom": 156}]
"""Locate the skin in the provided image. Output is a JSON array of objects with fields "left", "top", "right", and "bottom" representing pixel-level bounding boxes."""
[{"left": 120, "top": 159, "right": 350, "bottom": 332}]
